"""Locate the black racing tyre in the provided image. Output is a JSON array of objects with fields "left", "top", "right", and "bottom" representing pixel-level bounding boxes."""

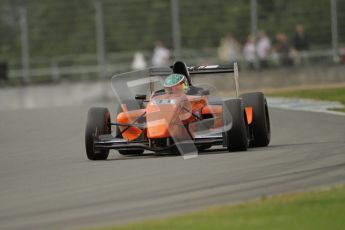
[
  {"left": 223, "top": 99, "right": 248, "bottom": 151},
  {"left": 117, "top": 99, "right": 145, "bottom": 156},
  {"left": 241, "top": 92, "right": 271, "bottom": 147},
  {"left": 85, "top": 107, "right": 111, "bottom": 160}
]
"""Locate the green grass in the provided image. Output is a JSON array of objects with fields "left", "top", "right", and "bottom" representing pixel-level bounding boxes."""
[
  {"left": 86, "top": 185, "right": 345, "bottom": 230},
  {"left": 331, "top": 108, "right": 345, "bottom": 112},
  {"left": 268, "top": 87, "right": 345, "bottom": 112}
]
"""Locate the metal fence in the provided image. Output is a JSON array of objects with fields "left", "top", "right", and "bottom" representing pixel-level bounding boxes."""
[{"left": 0, "top": 0, "right": 344, "bottom": 84}]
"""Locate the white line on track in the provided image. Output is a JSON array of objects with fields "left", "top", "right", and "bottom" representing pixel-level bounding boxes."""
[{"left": 267, "top": 97, "right": 345, "bottom": 116}]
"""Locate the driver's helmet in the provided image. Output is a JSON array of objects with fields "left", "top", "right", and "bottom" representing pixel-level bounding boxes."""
[{"left": 164, "top": 73, "right": 188, "bottom": 93}]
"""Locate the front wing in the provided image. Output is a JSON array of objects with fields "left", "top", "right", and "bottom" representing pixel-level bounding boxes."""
[{"left": 94, "top": 132, "right": 224, "bottom": 152}]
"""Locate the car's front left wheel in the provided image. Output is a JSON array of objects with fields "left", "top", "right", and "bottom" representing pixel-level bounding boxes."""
[
  {"left": 223, "top": 99, "right": 248, "bottom": 152},
  {"left": 241, "top": 92, "right": 270, "bottom": 147}
]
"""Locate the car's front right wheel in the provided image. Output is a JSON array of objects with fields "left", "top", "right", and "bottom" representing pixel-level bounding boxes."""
[{"left": 85, "top": 107, "right": 111, "bottom": 160}]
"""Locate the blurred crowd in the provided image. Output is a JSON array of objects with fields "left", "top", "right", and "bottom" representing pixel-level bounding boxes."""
[
  {"left": 130, "top": 23, "right": 345, "bottom": 72},
  {"left": 131, "top": 40, "right": 171, "bottom": 70},
  {"left": 131, "top": 24, "right": 311, "bottom": 71},
  {"left": 217, "top": 24, "right": 310, "bottom": 69}
]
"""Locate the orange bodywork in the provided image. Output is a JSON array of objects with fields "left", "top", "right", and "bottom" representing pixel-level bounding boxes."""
[
  {"left": 201, "top": 105, "right": 223, "bottom": 128},
  {"left": 146, "top": 94, "right": 192, "bottom": 139},
  {"left": 116, "top": 109, "right": 145, "bottom": 141},
  {"left": 245, "top": 106, "right": 253, "bottom": 125},
  {"left": 116, "top": 93, "right": 250, "bottom": 141}
]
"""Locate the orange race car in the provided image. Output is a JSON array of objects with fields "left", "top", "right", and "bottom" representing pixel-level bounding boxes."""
[{"left": 85, "top": 61, "right": 270, "bottom": 160}]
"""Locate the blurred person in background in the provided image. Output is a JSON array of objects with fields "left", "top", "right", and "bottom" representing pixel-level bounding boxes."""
[
  {"left": 341, "top": 47, "right": 345, "bottom": 64},
  {"left": 243, "top": 35, "right": 257, "bottom": 69},
  {"left": 274, "top": 33, "right": 294, "bottom": 66},
  {"left": 292, "top": 24, "right": 309, "bottom": 65},
  {"left": 131, "top": 52, "right": 147, "bottom": 70},
  {"left": 217, "top": 33, "right": 241, "bottom": 64},
  {"left": 292, "top": 24, "right": 309, "bottom": 52},
  {"left": 152, "top": 40, "right": 170, "bottom": 67},
  {"left": 0, "top": 61, "right": 8, "bottom": 86},
  {"left": 256, "top": 30, "right": 271, "bottom": 68}
]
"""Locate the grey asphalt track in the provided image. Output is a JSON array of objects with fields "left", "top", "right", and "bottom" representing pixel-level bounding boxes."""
[{"left": 0, "top": 105, "right": 344, "bottom": 230}]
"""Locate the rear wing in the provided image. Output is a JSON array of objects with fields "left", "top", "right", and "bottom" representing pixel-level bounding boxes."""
[
  {"left": 149, "top": 62, "right": 240, "bottom": 97},
  {"left": 187, "top": 64, "right": 235, "bottom": 74}
]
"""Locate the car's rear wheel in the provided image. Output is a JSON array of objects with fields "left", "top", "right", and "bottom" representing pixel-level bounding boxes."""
[
  {"left": 85, "top": 107, "right": 111, "bottom": 160},
  {"left": 223, "top": 99, "right": 248, "bottom": 151},
  {"left": 116, "top": 99, "right": 145, "bottom": 156},
  {"left": 241, "top": 92, "right": 271, "bottom": 147}
]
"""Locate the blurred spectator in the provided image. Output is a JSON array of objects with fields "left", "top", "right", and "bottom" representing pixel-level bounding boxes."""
[
  {"left": 0, "top": 61, "right": 8, "bottom": 86},
  {"left": 217, "top": 33, "right": 241, "bottom": 64},
  {"left": 292, "top": 24, "right": 309, "bottom": 65},
  {"left": 152, "top": 40, "right": 170, "bottom": 67},
  {"left": 243, "top": 35, "right": 256, "bottom": 69},
  {"left": 131, "top": 52, "right": 147, "bottom": 70},
  {"left": 256, "top": 31, "right": 271, "bottom": 68},
  {"left": 274, "top": 33, "right": 294, "bottom": 66},
  {"left": 292, "top": 24, "right": 309, "bottom": 51},
  {"left": 341, "top": 47, "right": 345, "bottom": 64}
]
